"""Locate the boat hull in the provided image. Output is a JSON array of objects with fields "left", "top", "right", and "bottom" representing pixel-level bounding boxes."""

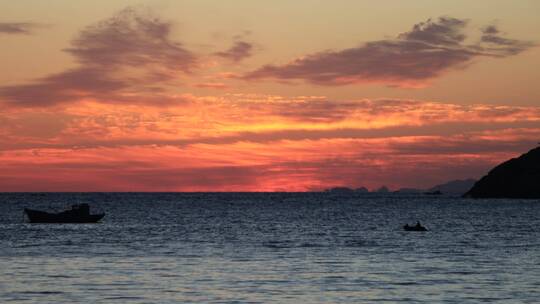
[
  {"left": 403, "top": 226, "right": 427, "bottom": 231},
  {"left": 24, "top": 208, "right": 105, "bottom": 223}
]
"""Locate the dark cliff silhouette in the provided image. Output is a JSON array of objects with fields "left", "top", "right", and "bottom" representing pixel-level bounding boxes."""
[{"left": 464, "top": 147, "right": 540, "bottom": 198}]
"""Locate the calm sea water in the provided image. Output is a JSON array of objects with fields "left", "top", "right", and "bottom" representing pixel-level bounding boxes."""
[{"left": 0, "top": 193, "right": 539, "bottom": 303}]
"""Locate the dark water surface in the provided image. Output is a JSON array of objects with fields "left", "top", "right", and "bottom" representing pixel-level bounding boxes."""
[{"left": 1, "top": 193, "right": 539, "bottom": 303}]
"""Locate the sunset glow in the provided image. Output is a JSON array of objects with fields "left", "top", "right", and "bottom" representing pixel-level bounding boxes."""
[{"left": 1, "top": 1, "right": 539, "bottom": 191}]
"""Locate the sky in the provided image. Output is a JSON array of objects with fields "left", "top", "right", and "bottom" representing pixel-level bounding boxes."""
[{"left": 0, "top": 0, "right": 539, "bottom": 191}]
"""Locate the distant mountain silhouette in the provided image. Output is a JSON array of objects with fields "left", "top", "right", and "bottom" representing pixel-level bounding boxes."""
[
  {"left": 355, "top": 187, "right": 369, "bottom": 193},
  {"left": 395, "top": 188, "right": 422, "bottom": 194},
  {"left": 325, "top": 187, "right": 354, "bottom": 193},
  {"left": 428, "top": 179, "right": 476, "bottom": 195},
  {"left": 324, "top": 186, "right": 370, "bottom": 193},
  {"left": 464, "top": 147, "right": 540, "bottom": 198},
  {"left": 376, "top": 186, "right": 390, "bottom": 193}
]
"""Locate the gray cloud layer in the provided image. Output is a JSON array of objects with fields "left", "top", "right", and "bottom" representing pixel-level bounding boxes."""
[{"left": 244, "top": 17, "right": 534, "bottom": 86}]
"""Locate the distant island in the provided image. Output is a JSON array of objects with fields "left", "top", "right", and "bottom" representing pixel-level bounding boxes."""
[
  {"left": 427, "top": 179, "right": 477, "bottom": 195},
  {"left": 464, "top": 146, "right": 540, "bottom": 199},
  {"left": 324, "top": 178, "right": 476, "bottom": 196}
]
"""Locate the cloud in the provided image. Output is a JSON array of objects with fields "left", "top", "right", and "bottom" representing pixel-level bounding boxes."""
[
  {"left": 245, "top": 98, "right": 362, "bottom": 123},
  {"left": 1, "top": 95, "right": 539, "bottom": 191},
  {"left": 2, "top": 96, "right": 539, "bottom": 152},
  {"left": 244, "top": 17, "right": 533, "bottom": 87},
  {"left": 0, "top": 22, "right": 44, "bottom": 35},
  {"left": 480, "top": 25, "right": 534, "bottom": 56},
  {"left": 214, "top": 95, "right": 540, "bottom": 126},
  {"left": 194, "top": 82, "right": 230, "bottom": 89},
  {"left": 2, "top": 115, "right": 539, "bottom": 152},
  {"left": 0, "top": 134, "right": 532, "bottom": 191},
  {"left": 0, "top": 157, "right": 262, "bottom": 191},
  {"left": 215, "top": 41, "right": 253, "bottom": 62},
  {"left": 0, "top": 7, "right": 196, "bottom": 107},
  {"left": 387, "top": 132, "right": 540, "bottom": 156},
  {"left": 399, "top": 17, "right": 467, "bottom": 46},
  {"left": 0, "top": 68, "right": 127, "bottom": 106},
  {"left": 65, "top": 8, "right": 196, "bottom": 71},
  {"left": 0, "top": 93, "right": 538, "bottom": 188}
]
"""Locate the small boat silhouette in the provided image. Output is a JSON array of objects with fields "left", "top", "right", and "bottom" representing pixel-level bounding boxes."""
[
  {"left": 24, "top": 203, "right": 105, "bottom": 223},
  {"left": 403, "top": 222, "right": 428, "bottom": 231}
]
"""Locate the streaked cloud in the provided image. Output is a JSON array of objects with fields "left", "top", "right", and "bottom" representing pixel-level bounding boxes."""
[
  {"left": 0, "top": 22, "right": 44, "bottom": 35},
  {"left": 1, "top": 95, "right": 538, "bottom": 155},
  {"left": 194, "top": 82, "right": 230, "bottom": 89},
  {"left": 1, "top": 131, "right": 535, "bottom": 191},
  {"left": 244, "top": 17, "right": 534, "bottom": 87}
]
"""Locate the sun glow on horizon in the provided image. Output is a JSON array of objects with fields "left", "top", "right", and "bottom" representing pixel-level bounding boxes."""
[{"left": 1, "top": 2, "right": 539, "bottom": 191}]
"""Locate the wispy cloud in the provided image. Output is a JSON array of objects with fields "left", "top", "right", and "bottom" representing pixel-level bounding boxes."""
[
  {"left": 194, "top": 82, "right": 230, "bottom": 89},
  {"left": 215, "top": 41, "right": 253, "bottom": 62},
  {"left": 244, "top": 17, "right": 534, "bottom": 87},
  {"left": 0, "top": 22, "right": 45, "bottom": 35},
  {"left": 480, "top": 25, "right": 534, "bottom": 56},
  {"left": 0, "top": 7, "right": 197, "bottom": 107},
  {"left": 65, "top": 8, "right": 196, "bottom": 71}
]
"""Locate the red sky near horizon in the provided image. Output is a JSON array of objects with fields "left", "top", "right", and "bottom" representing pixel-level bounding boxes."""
[{"left": 1, "top": 1, "right": 539, "bottom": 191}]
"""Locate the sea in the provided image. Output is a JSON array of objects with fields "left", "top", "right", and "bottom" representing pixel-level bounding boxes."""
[{"left": 0, "top": 192, "right": 539, "bottom": 303}]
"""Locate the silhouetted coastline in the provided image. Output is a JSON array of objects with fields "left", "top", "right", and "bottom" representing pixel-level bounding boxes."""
[
  {"left": 323, "top": 178, "right": 476, "bottom": 196},
  {"left": 465, "top": 147, "right": 540, "bottom": 198}
]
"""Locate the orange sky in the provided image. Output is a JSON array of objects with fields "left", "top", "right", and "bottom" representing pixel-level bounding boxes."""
[{"left": 1, "top": 1, "right": 539, "bottom": 191}]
